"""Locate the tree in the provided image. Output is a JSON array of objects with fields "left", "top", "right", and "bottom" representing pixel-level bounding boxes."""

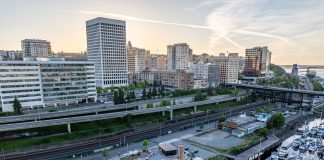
[
  {"left": 118, "top": 89, "right": 125, "bottom": 104},
  {"left": 152, "top": 87, "right": 157, "bottom": 97},
  {"left": 131, "top": 91, "right": 136, "bottom": 100},
  {"left": 194, "top": 92, "right": 206, "bottom": 102},
  {"left": 103, "top": 87, "right": 108, "bottom": 94},
  {"left": 142, "top": 88, "right": 147, "bottom": 99},
  {"left": 267, "top": 113, "right": 285, "bottom": 129},
  {"left": 102, "top": 149, "right": 109, "bottom": 159},
  {"left": 230, "top": 89, "right": 239, "bottom": 97},
  {"left": 110, "top": 85, "right": 116, "bottom": 92},
  {"left": 207, "top": 87, "right": 214, "bottom": 96},
  {"left": 113, "top": 91, "right": 119, "bottom": 104},
  {"left": 126, "top": 92, "right": 131, "bottom": 101},
  {"left": 96, "top": 87, "right": 102, "bottom": 94},
  {"left": 147, "top": 88, "right": 152, "bottom": 99},
  {"left": 199, "top": 123, "right": 204, "bottom": 130},
  {"left": 143, "top": 139, "right": 149, "bottom": 151},
  {"left": 257, "top": 128, "right": 269, "bottom": 137},
  {"left": 172, "top": 100, "right": 176, "bottom": 105},
  {"left": 218, "top": 115, "right": 226, "bottom": 122},
  {"left": 160, "top": 85, "right": 165, "bottom": 97},
  {"left": 13, "top": 97, "right": 22, "bottom": 114}
]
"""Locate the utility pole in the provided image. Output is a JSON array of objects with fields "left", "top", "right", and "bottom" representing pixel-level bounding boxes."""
[{"left": 2, "top": 148, "right": 4, "bottom": 160}]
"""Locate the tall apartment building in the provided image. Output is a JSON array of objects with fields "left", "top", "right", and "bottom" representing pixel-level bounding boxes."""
[
  {"left": 191, "top": 62, "right": 220, "bottom": 87},
  {"left": 0, "top": 58, "right": 96, "bottom": 112},
  {"left": 126, "top": 41, "right": 147, "bottom": 73},
  {"left": 149, "top": 54, "right": 167, "bottom": 70},
  {"left": 212, "top": 53, "right": 240, "bottom": 83},
  {"left": 244, "top": 46, "right": 272, "bottom": 77},
  {"left": 21, "top": 39, "right": 51, "bottom": 57},
  {"left": 167, "top": 43, "right": 192, "bottom": 70},
  {"left": 86, "top": 17, "right": 128, "bottom": 88}
]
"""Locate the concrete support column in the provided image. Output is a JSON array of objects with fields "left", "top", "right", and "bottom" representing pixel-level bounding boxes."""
[
  {"left": 76, "top": 101, "right": 78, "bottom": 104},
  {"left": 67, "top": 123, "right": 71, "bottom": 133},
  {"left": 170, "top": 109, "right": 173, "bottom": 120},
  {"left": 95, "top": 111, "right": 98, "bottom": 115},
  {"left": 194, "top": 106, "right": 197, "bottom": 113},
  {"left": 65, "top": 102, "right": 68, "bottom": 106},
  {"left": 86, "top": 98, "right": 89, "bottom": 104},
  {"left": 54, "top": 103, "right": 57, "bottom": 107},
  {"left": 162, "top": 110, "right": 165, "bottom": 116}
]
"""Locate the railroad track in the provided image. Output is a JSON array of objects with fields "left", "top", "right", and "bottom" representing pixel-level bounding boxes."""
[{"left": 3, "top": 101, "right": 267, "bottom": 160}]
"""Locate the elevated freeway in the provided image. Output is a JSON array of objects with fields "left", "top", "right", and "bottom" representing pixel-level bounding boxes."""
[
  {"left": 0, "top": 95, "right": 241, "bottom": 132},
  {"left": 0, "top": 95, "right": 195, "bottom": 124}
]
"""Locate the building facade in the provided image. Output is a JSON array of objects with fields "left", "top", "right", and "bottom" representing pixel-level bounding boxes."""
[
  {"left": 190, "top": 62, "right": 220, "bottom": 87},
  {"left": 0, "top": 50, "right": 23, "bottom": 61},
  {"left": 86, "top": 17, "right": 128, "bottom": 88},
  {"left": 212, "top": 53, "right": 240, "bottom": 83},
  {"left": 21, "top": 39, "right": 51, "bottom": 57},
  {"left": 0, "top": 58, "right": 96, "bottom": 112},
  {"left": 128, "top": 70, "right": 194, "bottom": 90},
  {"left": 244, "top": 46, "right": 272, "bottom": 77},
  {"left": 126, "top": 41, "right": 147, "bottom": 73},
  {"left": 167, "top": 43, "right": 192, "bottom": 70}
]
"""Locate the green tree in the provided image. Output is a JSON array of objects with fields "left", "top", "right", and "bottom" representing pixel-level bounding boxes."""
[
  {"left": 267, "top": 113, "right": 285, "bottom": 129},
  {"left": 199, "top": 123, "right": 204, "bottom": 130},
  {"left": 194, "top": 92, "right": 206, "bottom": 102},
  {"left": 142, "top": 88, "right": 147, "bottom": 99},
  {"left": 218, "top": 115, "right": 226, "bottom": 122},
  {"left": 102, "top": 149, "right": 109, "bottom": 159},
  {"left": 126, "top": 92, "right": 131, "bottom": 101},
  {"left": 147, "top": 88, "right": 152, "bottom": 99},
  {"left": 103, "top": 87, "right": 108, "bottom": 94},
  {"left": 118, "top": 89, "right": 125, "bottom": 104},
  {"left": 110, "top": 85, "right": 116, "bottom": 92},
  {"left": 13, "top": 97, "right": 22, "bottom": 114},
  {"left": 143, "top": 139, "right": 149, "bottom": 151},
  {"left": 131, "top": 91, "right": 136, "bottom": 100},
  {"left": 152, "top": 87, "right": 157, "bottom": 97},
  {"left": 113, "top": 91, "right": 118, "bottom": 104},
  {"left": 96, "top": 87, "right": 102, "bottom": 94},
  {"left": 230, "top": 89, "right": 239, "bottom": 97},
  {"left": 172, "top": 100, "right": 176, "bottom": 105},
  {"left": 257, "top": 128, "right": 269, "bottom": 137}
]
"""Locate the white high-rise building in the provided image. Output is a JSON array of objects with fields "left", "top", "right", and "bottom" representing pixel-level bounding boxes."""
[
  {"left": 86, "top": 17, "right": 128, "bottom": 88},
  {"left": 167, "top": 43, "right": 192, "bottom": 70},
  {"left": 21, "top": 39, "right": 51, "bottom": 57}
]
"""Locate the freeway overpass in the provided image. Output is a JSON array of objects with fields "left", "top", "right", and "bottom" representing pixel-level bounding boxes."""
[
  {"left": 226, "top": 83, "right": 324, "bottom": 96},
  {"left": 226, "top": 83, "right": 324, "bottom": 108},
  {"left": 0, "top": 95, "right": 240, "bottom": 132},
  {"left": 0, "top": 95, "right": 195, "bottom": 124}
]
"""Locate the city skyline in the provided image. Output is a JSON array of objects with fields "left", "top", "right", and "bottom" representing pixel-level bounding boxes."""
[{"left": 1, "top": 0, "right": 324, "bottom": 65}]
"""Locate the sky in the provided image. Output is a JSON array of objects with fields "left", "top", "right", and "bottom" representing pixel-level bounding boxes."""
[{"left": 0, "top": 0, "right": 324, "bottom": 65}]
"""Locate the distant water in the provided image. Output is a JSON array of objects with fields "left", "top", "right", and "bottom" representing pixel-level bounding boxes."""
[{"left": 282, "top": 67, "right": 324, "bottom": 78}]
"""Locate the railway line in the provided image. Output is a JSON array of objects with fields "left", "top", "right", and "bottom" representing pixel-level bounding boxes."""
[{"left": 2, "top": 101, "right": 267, "bottom": 160}]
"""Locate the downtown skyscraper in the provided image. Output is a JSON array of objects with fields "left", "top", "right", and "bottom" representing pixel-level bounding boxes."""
[{"left": 86, "top": 17, "right": 128, "bottom": 88}]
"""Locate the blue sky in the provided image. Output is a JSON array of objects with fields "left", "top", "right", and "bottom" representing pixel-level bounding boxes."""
[{"left": 1, "top": 0, "right": 324, "bottom": 64}]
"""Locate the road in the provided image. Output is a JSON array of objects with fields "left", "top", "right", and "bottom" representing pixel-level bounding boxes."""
[
  {"left": 0, "top": 95, "right": 237, "bottom": 132},
  {"left": 0, "top": 95, "right": 196, "bottom": 124},
  {"left": 2, "top": 101, "right": 268, "bottom": 160},
  {"left": 226, "top": 83, "right": 324, "bottom": 96}
]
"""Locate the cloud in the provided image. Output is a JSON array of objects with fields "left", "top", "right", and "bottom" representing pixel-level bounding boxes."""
[{"left": 79, "top": 9, "right": 301, "bottom": 51}]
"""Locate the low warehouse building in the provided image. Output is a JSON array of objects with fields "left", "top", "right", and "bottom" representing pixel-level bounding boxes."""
[{"left": 159, "top": 143, "right": 177, "bottom": 156}]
